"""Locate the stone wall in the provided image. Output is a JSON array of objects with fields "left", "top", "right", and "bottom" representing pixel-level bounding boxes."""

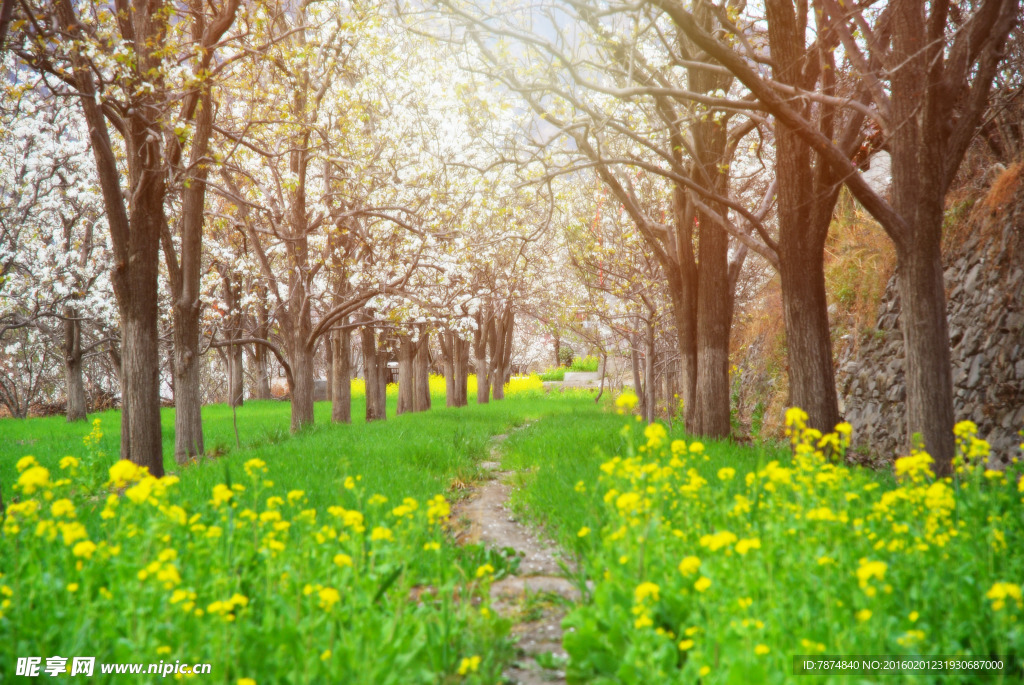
[{"left": 836, "top": 182, "right": 1024, "bottom": 466}]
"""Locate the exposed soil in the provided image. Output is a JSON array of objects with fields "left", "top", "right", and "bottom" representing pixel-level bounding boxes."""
[{"left": 452, "top": 432, "right": 577, "bottom": 684}]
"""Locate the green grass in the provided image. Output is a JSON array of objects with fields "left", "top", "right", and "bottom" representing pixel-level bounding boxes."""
[
  {"left": 0, "top": 390, "right": 604, "bottom": 514},
  {"left": 501, "top": 409, "right": 790, "bottom": 550},
  {"left": 0, "top": 386, "right": 608, "bottom": 684},
  {"left": 538, "top": 367, "right": 567, "bottom": 382}
]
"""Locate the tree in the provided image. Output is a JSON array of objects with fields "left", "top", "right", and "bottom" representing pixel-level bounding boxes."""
[
  {"left": 655, "top": 0, "right": 1020, "bottom": 471},
  {"left": 430, "top": 0, "right": 775, "bottom": 435}
]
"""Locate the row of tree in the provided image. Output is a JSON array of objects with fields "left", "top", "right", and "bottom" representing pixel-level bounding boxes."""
[
  {"left": 1, "top": 0, "right": 576, "bottom": 476},
  {"left": 424, "top": 0, "right": 1020, "bottom": 474}
]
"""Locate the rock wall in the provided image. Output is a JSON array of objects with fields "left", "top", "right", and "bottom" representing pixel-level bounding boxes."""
[{"left": 836, "top": 183, "right": 1024, "bottom": 466}]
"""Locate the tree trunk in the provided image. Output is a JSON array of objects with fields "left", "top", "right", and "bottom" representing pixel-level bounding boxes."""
[
  {"left": 778, "top": 246, "right": 838, "bottom": 432},
  {"left": 645, "top": 322, "right": 656, "bottom": 424},
  {"left": 631, "top": 338, "right": 644, "bottom": 414},
  {"left": 289, "top": 337, "right": 315, "bottom": 432},
  {"left": 441, "top": 331, "right": 456, "bottom": 407},
  {"left": 693, "top": 208, "right": 733, "bottom": 438},
  {"left": 251, "top": 298, "right": 272, "bottom": 399},
  {"left": 361, "top": 323, "right": 384, "bottom": 422},
  {"left": 324, "top": 331, "right": 334, "bottom": 405},
  {"left": 397, "top": 334, "right": 415, "bottom": 415},
  {"left": 64, "top": 308, "right": 87, "bottom": 422},
  {"left": 377, "top": 346, "right": 389, "bottom": 419},
  {"left": 491, "top": 310, "right": 510, "bottom": 401},
  {"left": 331, "top": 325, "right": 351, "bottom": 424},
  {"left": 552, "top": 332, "right": 561, "bottom": 368},
  {"left": 229, "top": 343, "right": 244, "bottom": 407},
  {"left": 455, "top": 337, "right": 469, "bottom": 407},
  {"left": 895, "top": 218, "right": 955, "bottom": 473},
  {"left": 474, "top": 311, "right": 490, "bottom": 404},
  {"left": 120, "top": 301, "right": 164, "bottom": 477},
  {"left": 413, "top": 329, "right": 431, "bottom": 412}
]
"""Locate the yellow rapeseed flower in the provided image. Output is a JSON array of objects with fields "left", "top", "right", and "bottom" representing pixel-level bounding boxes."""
[
  {"left": 17, "top": 466, "right": 51, "bottom": 494},
  {"left": 699, "top": 530, "right": 737, "bottom": 552},
  {"left": 678, "top": 639, "right": 694, "bottom": 650},
  {"left": 856, "top": 609, "right": 872, "bottom": 622},
  {"left": 475, "top": 564, "right": 495, "bottom": 579},
  {"left": 210, "top": 484, "right": 233, "bottom": 507},
  {"left": 108, "top": 460, "right": 143, "bottom": 488},
  {"left": 755, "top": 644, "right": 770, "bottom": 655},
  {"left": 577, "top": 526, "right": 591, "bottom": 538},
  {"left": 59, "top": 456, "right": 80, "bottom": 471},
  {"left": 457, "top": 656, "right": 481, "bottom": 675},
  {"left": 735, "top": 538, "right": 761, "bottom": 555},
  {"left": 370, "top": 526, "right": 394, "bottom": 542},
  {"left": 615, "top": 391, "right": 639, "bottom": 410},
  {"left": 717, "top": 467, "right": 736, "bottom": 481},
  {"left": 333, "top": 553, "right": 353, "bottom": 568},
  {"left": 694, "top": 576, "right": 712, "bottom": 593},
  {"left": 634, "top": 582, "right": 660, "bottom": 603},
  {"left": 986, "top": 582, "right": 1023, "bottom": 611},
  {"left": 72, "top": 540, "right": 97, "bottom": 559},
  {"left": 51, "top": 499, "right": 76, "bottom": 518},
  {"left": 678, "top": 556, "right": 701, "bottom": 576},
  {"left": 16, "top": 455, "right": 39, "bottom": 472}
]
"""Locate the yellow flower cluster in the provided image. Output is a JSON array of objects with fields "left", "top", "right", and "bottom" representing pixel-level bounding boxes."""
[{"left": 569, "top": 408, "right": 1024, "bottom": 682}]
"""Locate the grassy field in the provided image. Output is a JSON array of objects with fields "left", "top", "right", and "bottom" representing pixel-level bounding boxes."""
[
  {"left": 0, "top": 379, "right": 611, "bottom": 684},
  {"left": 3, "top": 385, "right": 1022, "bottom": 684}
]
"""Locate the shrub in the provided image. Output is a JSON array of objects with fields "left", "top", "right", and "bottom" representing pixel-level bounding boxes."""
[
  {"left": 569, "top": 355, "right": 600, "bottom": 373},
  {"left": 538, "top": 367, "right": 567, "bottom": 382}
]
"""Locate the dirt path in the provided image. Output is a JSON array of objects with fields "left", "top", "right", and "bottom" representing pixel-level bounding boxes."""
[{"left": 453, "top": 431, "right": 577, "bottom": 684}]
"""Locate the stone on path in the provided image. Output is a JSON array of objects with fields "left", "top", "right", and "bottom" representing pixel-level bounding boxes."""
[{"left": 452, "top": 432, "right": 577, "bottom": 685}]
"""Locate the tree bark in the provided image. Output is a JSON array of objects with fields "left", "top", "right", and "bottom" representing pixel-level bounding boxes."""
[
  {"left": 289, "top": 338, "right": 315, "bottom": 432},
  {"left": 441, "top": 330, "right": 456, "bottom": 407},
  {"left": 693, "top": 207, "right": 732, "bottom": 438},
  {"left": 361, "top": 322, "right": 384, "bottom": 422},
  {"left": 397, "top": 334, "right": 415, "bottom": 415},
  {"left": 896, "top": 238, "right": 955, "bottom": 472},
  {"left": 474, "top": 309, "right": 490, "bottom": 404},
  {"left": 454, "top": 336, "right": 469, "bottom": 407},
  {"left": 645, "top": 321, "right": 656, "bottom": 424},
  {"left": 64, "top": 308, "right": 87, "bottom": 422},
  {"left": 413, "top": 329, "right": 431, "bottom": 412},
  {"left": 251, "top": 296, "right": 272, "bottom": 399},
  {"left": 331, "top": 324, "right": 351, "bottom": 424}
]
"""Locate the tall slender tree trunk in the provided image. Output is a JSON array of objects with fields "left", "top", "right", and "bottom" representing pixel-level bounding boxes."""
[
  {"left": 397, "top": 334, "right": 415, "bottom": 415},
  {"left": 377, "top": 346, "right": 389, "bottom": 419},
  {"left": 441, "top": 331, "right": 456, "bottom": 407},
  {"left": 361, "top": 322, "right": 384, "bottom": 422},
  {"left": 693, "top": 210, "right": 732, "bottom": 437},
  {"left": 119, "top": 298, "right": 164, "bottom": 477},
  {"left": 645, "top": 321, "right": 656, "bottom": 424},
  {"left": 64, "top": 308, "right": 87, "bottom": 422},
  {"left": 778, "top": 239, "right": 838, "bottom": 432},
  {"left": 491, "top": 310, "right": 511, "bottom": 401},
  {"left": 455, "top": 337, "right": 469, "bottom": 407},
  {"left": 896, "top": 236, "right": 955, "bottom": 471},
  {"left": 289, "top": 338, "right": 315, "bottom": 432},
  {"left": 228, "top": 342, "right": 243, "bottom": 407},
  {"left": 413, "top": 329, "right": 431, "bottom": 412},
  {"left": 251, "top": 298, "right": 272, "bottom": 399},
  {"left": 331, "top": 324, "right": 351, "bottom": 424},
  {"left": 474, "top": 311, "right": 490, "bottom": 404}
]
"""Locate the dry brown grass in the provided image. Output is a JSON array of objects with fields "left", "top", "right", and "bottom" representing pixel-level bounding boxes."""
[
  {"left": 982, "top": 160, "right": 1023, "bottom": 212},
  {"left": 825, "top": 191, "right": 897, "bottom": 343}
]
